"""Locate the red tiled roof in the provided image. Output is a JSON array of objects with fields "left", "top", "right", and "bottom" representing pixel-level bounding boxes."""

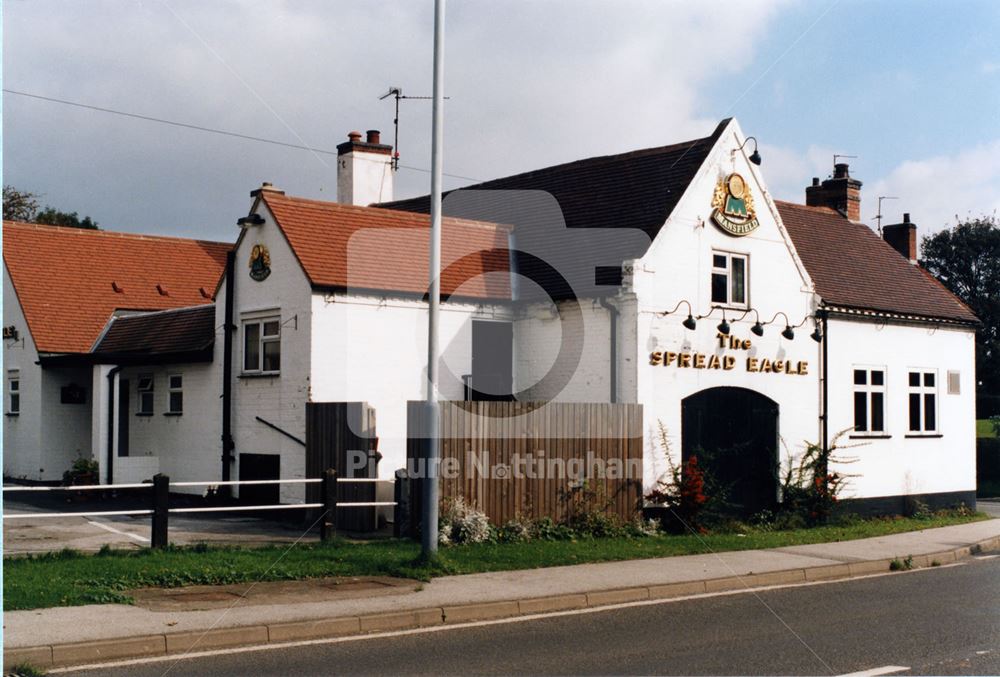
[
  {"left": 261, "top": 194, "right": 511, "bottom": 300},
  {"left": 3, "top": 221, "right": 230, "bottom": 354},
  {"left": 777, "top": 202, "right": 979, "bottom": 324}
]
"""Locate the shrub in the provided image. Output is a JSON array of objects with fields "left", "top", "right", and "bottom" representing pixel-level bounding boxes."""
[
  {"left": 904, "top": 497, "right": 932, "bottom": 520},
  {"left": 497, "top": 517, "right": 533, "bottom": 543},
  {"left": 645, "top": 423, "right": 712, "bottom": 533},
  {"left": 779, "top": 430, "right": 859, "bottom": 525},
  {"left": 438, "top": 497, "right": 493, "bottom": 545},
  {"left": 531, "top": 516, "right": 574, "bottom": 541},
  {"left": 63, "top": 456, "right": 99, "bottom": 485},
  {"left": 624, "top": 517, "right": 661, "bottom": 537},
  {"left": 561, "top": 480, "right": 623, "bottom": 537}
]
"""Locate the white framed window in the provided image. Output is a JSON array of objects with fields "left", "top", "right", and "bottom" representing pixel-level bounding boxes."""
[
  {"left": 853, "top": 367, "right": 886, "bottom": 434},
  {"left": 167, "top": 374, "right": 183, "bottom": 414},
  {"left": 243, "top": 317, "right": 281, "bottom": 373},
  {"left": 908, "top": 370, "right": 938, "bottom": 434},
  {"left": 137, "top": 374, "right": 154, "bottom": 415},
  {"left": 711, "top": 251, "right": 748, "bottom": 307},
  {"left": 8, "top": 370, "right": 20, "bottom": 415}
]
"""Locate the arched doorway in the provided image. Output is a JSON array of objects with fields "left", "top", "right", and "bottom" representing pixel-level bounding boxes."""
[{"left": 681, "top": 387, "right": 779, "bottom": 518}]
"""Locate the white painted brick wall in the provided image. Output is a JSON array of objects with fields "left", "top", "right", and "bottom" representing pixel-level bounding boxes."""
[
  {"left": 115, "top": 361, "right": 220, "bottom": 492},
  {"left": 514, "top": 299, "right": 613, "bottom": 402},
  {"left": 116, "top": 456, "right": 160, "bottom": 484},
  {"left": 226, "top": 201, "right": 314, "bottom": 503},
  {"left": 826, "top": 318, "right": 976, "bottom": 499},
  {"left": 633, "top": 120, "right": 821, "bottom": 490},
  {"left": 310, "top": 292, "right": 511, "bottom": 478},
  {"left": 2, "top": 265, "right": 44, "bottom": 479}
]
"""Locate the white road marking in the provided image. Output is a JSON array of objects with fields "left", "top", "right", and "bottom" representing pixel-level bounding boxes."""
[
  {"left": 48, "top": 561, "right": 970, "bottom": 674},
  {"left": 837, "top": 666, "right": 909, "bottom": 677},
  {"left": 86, "top": 519, "right": 149, "bottom": 543}
]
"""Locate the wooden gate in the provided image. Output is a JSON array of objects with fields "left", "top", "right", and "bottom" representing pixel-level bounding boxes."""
[
  {"left": 407, "top": 401, "right": 643, "bottom": 527},
  {"left": 306, "top": 402, "right": 379, "bottom": 532}
]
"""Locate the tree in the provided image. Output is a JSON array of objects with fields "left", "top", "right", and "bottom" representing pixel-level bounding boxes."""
[
  {"left": 921, "top": 214, "right": 1000, "bottom": 415},
  {"left": 2, "top": 186, "right": 40, "bottom": 222},
  {"left": 2, "top": 185, "right": 99, "bottom": 229},
  {"left": 35, "top": 208, "right": 99, "bottom": 230}
]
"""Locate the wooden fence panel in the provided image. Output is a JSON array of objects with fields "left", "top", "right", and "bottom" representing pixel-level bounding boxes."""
[
  {"left": 306, "top": 402, "right": 378, "bottom": 532},
  {"left": 407, "top": 401, "right": 642, "bottom": 528}
]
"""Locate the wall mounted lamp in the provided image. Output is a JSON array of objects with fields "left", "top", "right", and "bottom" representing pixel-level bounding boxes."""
[
  {"left": 733, "top": 136, "right": 762, "bottom": 166},
  {"left": 660, "top": 300, "right": 697, "bottom": 331},
  {"left": 762, "top": 311, "right": 797, "bottom": 340}
]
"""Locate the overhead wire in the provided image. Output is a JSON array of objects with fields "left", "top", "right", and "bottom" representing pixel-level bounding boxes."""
[{"left": 2, "top": 88, "right": 483, "bottom": 183}]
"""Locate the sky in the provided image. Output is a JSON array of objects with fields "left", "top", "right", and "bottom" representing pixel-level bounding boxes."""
[{"left": 2, "top": 0, "right": 999, "bottom": 243}]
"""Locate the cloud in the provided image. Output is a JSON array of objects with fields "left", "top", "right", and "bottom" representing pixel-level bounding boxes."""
[
  {"left": 866, "top": 140, "right": 1000, "bottom": 235},
  {"left": 2, "top": 1, "right": 788, "bottom": 239},
  {"left": 757, "top": 143, "right": 838, "bottom": 204}
]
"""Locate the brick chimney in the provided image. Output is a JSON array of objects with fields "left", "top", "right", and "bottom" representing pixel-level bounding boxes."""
[
  {"left": 805, "top": 163, "right": 862, "bottom": 221},
  {"left": 883, "top": 213, "right": 918, "bottom": 264},
  {"left": 337, "top": 129, "right": 394, "bottom": 206}
]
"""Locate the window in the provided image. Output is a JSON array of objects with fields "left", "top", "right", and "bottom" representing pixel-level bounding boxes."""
[
  {"left": 137, "top": 374, "right": 154, "bottom": 415},
  {"left": 168, "top": 374, "right": 183, "bottom": 414},
  {"left": 908, "top": 370, "right": 937, "bottom": 434},
  {"left": 243, "top": 318, "right": 281, "bottom": 373},
  {"left": 711, "top": 252, "right": 747, "bottom": 307},
  {"left": 853, "top": 367, "right": 886, "bottom": 434},
  {"left": 8, "top": 371, "right": 20, "bottom": 415}
]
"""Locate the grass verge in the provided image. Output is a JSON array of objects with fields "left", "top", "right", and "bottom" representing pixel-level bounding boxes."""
[{"left": 3, "top": 511, "right": 987, "bottom": 611}]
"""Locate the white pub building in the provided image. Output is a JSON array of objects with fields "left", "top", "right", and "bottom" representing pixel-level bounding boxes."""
[{"left": 3, "top": 119, "right": 979, "bottom": 516}]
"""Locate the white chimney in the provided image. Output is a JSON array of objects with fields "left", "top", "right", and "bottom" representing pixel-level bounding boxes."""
[{"left": 337, "top": 129, "right": 394, "bottom": 206}]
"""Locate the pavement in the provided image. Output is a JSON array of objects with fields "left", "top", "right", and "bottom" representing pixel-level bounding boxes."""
[{"left": 4, "top": 517, "right": 1000, "bottom": 671}]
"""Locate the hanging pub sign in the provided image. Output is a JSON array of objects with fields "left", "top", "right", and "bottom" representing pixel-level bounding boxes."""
[
  {"left": 711, "top": 173, "right": 760, "bottom": 237},
  {"left": 248, "top": 243, "right": 271, "bottom": 281}
]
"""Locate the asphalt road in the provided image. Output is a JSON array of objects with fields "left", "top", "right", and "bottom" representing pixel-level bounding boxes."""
[{"left": 63, "top": 553, "right": 1000, "bottom": 676}]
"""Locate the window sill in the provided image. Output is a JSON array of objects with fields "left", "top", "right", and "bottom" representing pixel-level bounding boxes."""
[
  {"left": 905, "top": 433, "right": 943, "bottom": 439},
  {"left": 135, "top": 412, "right": 154, "bottom": 417},
  {"left": 239, "top": 372, "right": 280, "bottom": 380},
  {"left": 163, "top": 412, "right": 183, "bottom": 417},
  {"left": 5, "top": 412, "right": 19, "bottom": 417},
  {"left": 849, "top": 434, "right": 891, "bottom": 439}
]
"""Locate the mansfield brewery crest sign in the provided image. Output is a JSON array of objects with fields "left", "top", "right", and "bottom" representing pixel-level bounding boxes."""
[
  {"left": 248, "top": 243, "right": 271, "bottom": 281},
  {"left": 711, "top": 173, "right": 760, "bottom": 236}
]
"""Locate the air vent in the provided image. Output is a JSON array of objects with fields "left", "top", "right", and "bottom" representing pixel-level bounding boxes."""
[{"left": 947, "top": 370, "right": 961, "bottom": 395}]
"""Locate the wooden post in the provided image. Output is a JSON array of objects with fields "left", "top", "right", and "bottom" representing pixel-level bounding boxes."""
[
  {"left": 393, "top": 468, "right": 410, "bottom": 538},
  {"left": 321, "top": 468, "right": 338, "bottom": 542},
  {"left": 151, "top": 473, "right": 169, "bottom": 549}
]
